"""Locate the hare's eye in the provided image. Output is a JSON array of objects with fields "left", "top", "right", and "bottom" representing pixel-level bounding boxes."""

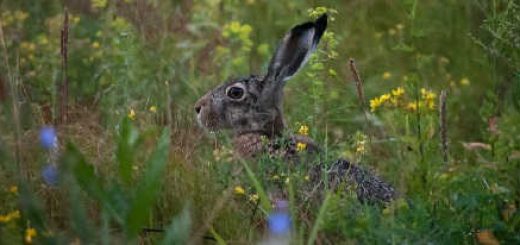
[{"left": 226, "top": 86, "right": 245, "bottom": 100}]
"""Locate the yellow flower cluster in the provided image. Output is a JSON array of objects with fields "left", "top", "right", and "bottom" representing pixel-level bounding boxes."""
[
  {"left": 233, "top": 185, "right": 259, "bottom": 203},
  {"left": 1, "top": 10, "right": 29, "bottom": 27},
  {"left": 9, "top": 185, "right": 18, "bottom": 194},
  {"left": 0, "top": 210, "right": 20, "bottom": 223},
  {"left": 420, "top": 88, "right": 437, "bottom": 110},
  {"left": 307, "top": 7, "right": 338, "bottom": 21},
  {"left": 128, "top": 108, "right": 136, "bottom": 120},
  {"left": 296, "top": 142, "right": 307, "bottom": 152},
  {"left": 382, "top": 72, "right": 392, "bottom": 80},
  {"left": 355, "top": 134, "right": 368, "bottom": 154},
  {"left": 234, "top": 185, "right": 245, "bottom": 195},
  {"left": 370, "top": 87, "right": 437, "bottom": 112},
  {"left": 212, "top": 146, "right": 233, "bottom": 162},
  {"left": 25, "top": 227, "right": 37, "bottom": 244},
  {"left": 370, "top": 87, "right": 405, "bottom": 112},
  {"left": 298, "top": 125, "right": 309, "bottom": 136},
  {"left": 91, "top": 0, "right": 108, "bottom": 9},
  {"left": 222, "top": 21, "right": 253, "bottom": 52}
]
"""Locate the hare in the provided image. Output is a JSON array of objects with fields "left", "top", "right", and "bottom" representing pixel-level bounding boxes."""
[{"left": 195, "top": 14, "right": 395, "bottom": 204}]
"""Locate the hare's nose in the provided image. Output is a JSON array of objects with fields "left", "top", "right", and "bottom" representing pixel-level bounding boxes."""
[{"left": 194, "top": 95, "right": 209, "bottom": 114}]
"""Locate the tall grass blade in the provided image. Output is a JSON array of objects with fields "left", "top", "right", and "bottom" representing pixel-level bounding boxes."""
[
  {"left": 125, "top": 127, "right": 170, "bottom": 238},
  {"left": 307, "top": 192, "right": 332, "bottom": 245},
  {"left": 241, "top": 160, "right": 271, "bottom": 214},
  {"left": 161, "top": 204, "right": 192, "bottom": 245},
  {"left": 117, "top": 118, "right": 139, "bottom": 185}
]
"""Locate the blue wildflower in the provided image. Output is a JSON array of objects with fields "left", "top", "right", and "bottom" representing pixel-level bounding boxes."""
[
  {"left": 267, "top": 212, "right": 291, "bottom": 235},
  {"left": 39, "top": 127, "right": 57, "bottom": 150},
  {"left": 42, "top": 164, "right": 59, "bottom": 186}
]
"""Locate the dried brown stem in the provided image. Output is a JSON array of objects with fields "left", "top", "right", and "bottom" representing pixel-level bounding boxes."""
[
  {"left": 439, "top": 90, "right": 448, "bottom": 164},
  {"left": 57, "top": 8, "right": 69, "bottom": 124},
  {"left": 348, "top": 58, "right": 366, "bottom": 106},
  {"left": 348, "top": 58, "right": 372, "bottom": 136}
]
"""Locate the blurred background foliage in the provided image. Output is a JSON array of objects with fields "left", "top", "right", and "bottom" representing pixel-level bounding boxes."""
[{"left": 0, "top": 0, "right": 519, "bottom": 244}]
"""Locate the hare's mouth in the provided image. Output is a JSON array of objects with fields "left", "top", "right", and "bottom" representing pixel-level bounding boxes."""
[{"left": 196, "top": 111, "right": 220, "bottom": 132}]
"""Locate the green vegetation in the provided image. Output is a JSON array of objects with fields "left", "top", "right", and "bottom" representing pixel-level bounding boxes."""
[{"left": 1, "top": 0, "right": 519, "bottom": 244}]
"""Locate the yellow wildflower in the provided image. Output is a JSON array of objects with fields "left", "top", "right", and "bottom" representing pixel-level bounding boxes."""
[
  {"left": 249, "top": 193, "right": 259, "bottom": 203},
  {"left": 271, "top": 175, "right": 280, "bottom": 181},
  {"left": 420, "top": 88, "right": 436, "bottom": 100},
  {"left": 9, "top": 185, "right": 18, "bottom": 194},
  {"left": 25, "top": 227, "right": 37, "bottom": 244},
  {"left": 460, "top": 77, "right": 470, "bottom": 86},
  {"left": 388, "top": 28, "right": 397, "bottom": 36},
  {"left": 91, "top": 41, "right": 100, "bottom": 49},
  {"left": 420, "top": 88, "right": 436, "bottom": 110},
  {"left": 20, "top": 42, "right": 36, "bottom": 52},
  {"left": 72, "top": 16, "right": 81, "bottom": 24},
  {"left": 0, "top": 210, "right": 20, "bottom": 223},
  {"left": 425, "top": 100, "right": 435, "bottom": 110},
  {"left": 356, "top": 141, "right": 366, "bottom": 154},
  {"left": 391, "top": 87, "right": 405, "bottom": 97},
  {"left": 370, "top": 97, "right": 382, "bottom": 112},
  {"left": 379, "top": 93, "right": 391, "bottom": 102},
  {"left": 128, "top": 109, "right": 136, "bottom": 120},
  {"left": 396, "top": 23, "right": 404, "bottom": 30},
  {"left": 406, "top": 102, "right": 418, "bottom": 111},
  {"left": 14, "top": 11, "right": 29, "bottom": 22},
  {"left": 296, "top": 142, "right": 307, "bottom": 152},
  {"left": 234, "top": 186, "right": 245, "bottom": 195},
  {"left": 37, "top": 35, "right": 49, "bottom": 45},
  {"left": 149, "top": 106, "right": 157, "bottom": 113},
  {"left": 91, "top": 0, "right": 108, "bottom": 9},
  {"left": 298, "top": 125, "right": 309, "bottom": 136},
  {"left": 382, "top": 72, "right": 392, "bottom": 80}
]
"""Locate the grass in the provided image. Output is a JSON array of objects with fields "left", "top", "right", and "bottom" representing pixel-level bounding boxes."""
[{"left": 1, "top": 0, "right": 519, "bottom": 244}]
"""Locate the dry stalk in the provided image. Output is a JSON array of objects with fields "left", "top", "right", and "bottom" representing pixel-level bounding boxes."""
[
  {"left": 0, "top": 20, "right": 24, "bottom": 178},
  {"left": 348, "top": 59, "right": 366, "bottom": 107},
  {"left": 57, "top": 8, "right": 69, "bottom": 124},
  {"left": 348, "top": 58, "right": 372, "bottom": 137},
  {"left": 439, "top": 90, "right": 448, "bottom": 164}
]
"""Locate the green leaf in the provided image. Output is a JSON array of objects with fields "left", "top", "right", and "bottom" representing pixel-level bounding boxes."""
[
  {"left": 64, "top": 144, "right": 107, "bottom": 204},
  {"left": 125, "top": 127, "right": 171, "bottom": 238},
  {"left": 64, "top": 144, "right": 124, "bottom": 223},
  {"left": 241, "top": 160, "right": 271, "bottom": 214},
  {"left": 307, "top": 192, "right": 332, "bottom": 245},
  {"left": 161, "top": 204, "right": 192, "bottom": 245},
  {"left": 117, "top": 118, "right": 139, "bottom": 185},
  {"left": 209, "top": 226, "right": 227, "bottom": 245}
]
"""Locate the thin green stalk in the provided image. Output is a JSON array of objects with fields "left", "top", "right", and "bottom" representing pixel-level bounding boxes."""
[
  {"left": 0, "top": 21, "right": 23, "bottom": 179},
  {"left": 307, "top": 192, "right": 332, "bottom": 245}
]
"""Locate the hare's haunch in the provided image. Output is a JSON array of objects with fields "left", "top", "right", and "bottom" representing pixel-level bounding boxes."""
[{"left": 195, "top": 14, "right": 395, "bottom": 204}]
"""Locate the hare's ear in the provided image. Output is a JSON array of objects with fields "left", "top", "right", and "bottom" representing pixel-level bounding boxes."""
[{"left": 266, "top": 14, "right": 327, "bottom": 84}]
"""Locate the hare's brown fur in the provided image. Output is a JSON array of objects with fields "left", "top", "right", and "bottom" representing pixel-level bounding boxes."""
[{"left": 195, "top": 14, "right": 395, "bottom": 204}]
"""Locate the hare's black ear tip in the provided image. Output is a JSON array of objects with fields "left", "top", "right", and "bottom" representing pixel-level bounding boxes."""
[{"left": 315, "top": 13, "right": 328, "bottom": 30}]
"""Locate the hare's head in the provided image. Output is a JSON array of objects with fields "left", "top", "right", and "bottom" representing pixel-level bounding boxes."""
[{"left": 195, "top": 14, "right": 327, "bottom": 137}]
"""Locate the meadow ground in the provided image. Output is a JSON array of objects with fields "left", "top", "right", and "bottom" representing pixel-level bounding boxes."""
[{"left": 0, "top": 0, "right": 519, "bottom": 244}]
